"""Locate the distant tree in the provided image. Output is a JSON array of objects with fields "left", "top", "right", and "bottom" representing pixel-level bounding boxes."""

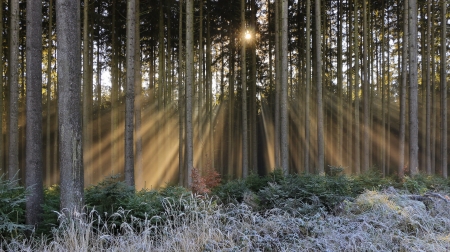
[
  {"left": 440, "top": 0, "right": 447, "bottom": 178},
  {"left": 56, "top": 0, "right": 84, "bottom": 211},
  {"left": 241, "top": 0, "right": 249, "bottom": 177},
  {"left": 399, "top": 0, "right": 408, "bottom": 178},
  {"left": 8, "top": 0, "right": 19, "bottom": 183},
  {"left": 304, "top": 0, "right": 311, "bottom": 173},
  {"left": 186, "top": 0, "right": 194, "bottom": 188},
  {"left": 314, "top": 0, "right": 324, "bottom": 174},
  {"left": 83, "top": 0, "right": 93, "bottom": 186},
  {"left": 409, "top": 0, "right": 419, "bottom": 176},
  {"left": 280, "top": 0, "right": 289, "bottom": 174},
  {"left": 25, "top": 0, "right": 44, "bottom": 226},
  {"left": 125, "top": 0, "right": 136, "bottom": 187}
]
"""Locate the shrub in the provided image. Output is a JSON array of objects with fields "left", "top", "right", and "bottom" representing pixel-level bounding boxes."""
[
  {"left": 85, "top": 174, "right": 135, "bottom": 215},
  {"left": 0, "top": 176, "right": 32, "bottom": 239}
]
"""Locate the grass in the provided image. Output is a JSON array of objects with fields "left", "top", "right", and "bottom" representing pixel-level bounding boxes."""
[{"left": 2, "top": 170, "right": 450, "bottom": 251}]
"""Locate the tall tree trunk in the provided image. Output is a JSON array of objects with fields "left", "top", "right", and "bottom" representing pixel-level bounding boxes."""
[
  {"left": 206, "top": 0, "right": 214, "bottom": 170},
  {"left": 399, "top": 0, "right": 408, "bottom": 178},
  {"left": 186, "top": 0, "right": 194, "bottom": 187},
  {"left": 250, "top": 0, "right": 257, "bottom": 172},
  {"left": 280, "top": 0, "right": 289, "bottom": 174},
  {"left": 274, "top": 0, "right": 280, "bottom": 168},
  {"left": 314, "top": 0, "right": 324, "bottom": 174},
  {"left": 198, "top": 0, "right": 204, "bottom": 171},
  {"left": 8, "top": 0, "right": 19, "bottom": 183},
  {"left": 241, "top": 0, "right": 248, "bottom": 177},
  {"left": 178, "top": 0, "right": 185, "bottom": 186},
  {"left": 56, "top": 0, "right": 84, "bottom": 211},
  {"left": 135, "top": 0, "right": 142, "bottom": 187},
  {"left": 111, "top": 0, "right": 119, "bottom": 175},
  {"left": 125, "top": 0, "right": 136, "bottom": 187},
  {"left": 337, "top": 0, "right": 343, "bottom": 166},
  {"left": 409, "top": 0, "right": 419, "bottom": 176},
  {"left": 440, "top": 0, "right": 447, "bottom": 178},
  {"left": 304, "top": 0, "right": 311, "bottom": 173},
  {"left": 25, "top": 0, "right": 44, "bottom": 226},
  {"left": 425, "top": 0, "right": 432, "bottom": 175},
  {"left": 354, "top": 0, "right": 360, "bottom": 174},
  {"left": 362, "top": 0, "right": 370, "bottom": 172},
  {"left": 0, "top": 0, "right": 3, "bottom": 175}
]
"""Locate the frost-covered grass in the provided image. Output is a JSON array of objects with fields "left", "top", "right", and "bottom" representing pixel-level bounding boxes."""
[{"left": 3, "top": 188, "right": 450, "bottom": 251}]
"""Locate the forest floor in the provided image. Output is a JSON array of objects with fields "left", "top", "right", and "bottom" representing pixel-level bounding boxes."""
[{"left": 2, "top": 170, "right": 450, "bottom": 251}]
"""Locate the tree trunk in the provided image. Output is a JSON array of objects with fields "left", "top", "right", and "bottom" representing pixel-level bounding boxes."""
[
  {"left": 304, "top": 0, "right": 311, "bottom": 173},
  {"left": 186, "top": 0, "right": 194, "bottom": 187},
  {"left": 440, "top": 0, "right": 447, "bottom": 178},
  {"left": 425, "top": 0, "right": 432, "bottom": 175},
  {"left": 241, "top": 0, "right": 248, "bottom": 177},
  {"left": 280, "top": 0, "right": 289, "bottom": 174},
  {"left": 25, "top": 0, "right": 44, "bottom": 226},
  {"left": 178, "top": 0, "right": 185, "bottom": 186},
  {"left": 354, "top": 0, "right": 360, "bottom": 174},
  {"left": 409, "top": 0, "right": 419, "bottom": 176},
  {"left": 56, "top": 0, "right": 84, "bottom": 211},
  {"left": 399, "top": 0, "right": 408, "bottom": 178},
  {"left": 315, "top": 0, "right": 324, "bottom": 174},
  {"left": 362, "top": 0, "right": 370, "bottom": 172},
  {"left": 125, "top": 0, "right": 136, "bottom": 187},
  {"left": 8, "top": 0, "right": 19, "bottom": 183}
]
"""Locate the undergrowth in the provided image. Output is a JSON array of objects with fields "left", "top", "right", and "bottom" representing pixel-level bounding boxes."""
[{"left": 2, "top": 169, "right": 450, "bottom": 251}]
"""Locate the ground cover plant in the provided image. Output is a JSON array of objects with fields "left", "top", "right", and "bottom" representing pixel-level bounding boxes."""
[{"left": 2, "top": 169, "right": 450, "bottom": 251}]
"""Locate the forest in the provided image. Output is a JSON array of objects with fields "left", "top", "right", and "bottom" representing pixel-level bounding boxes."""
[{"left": 0, "top": 0, "right": 450, "bottom": 250}]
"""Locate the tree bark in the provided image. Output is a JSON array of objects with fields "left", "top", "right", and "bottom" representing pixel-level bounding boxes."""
[
  {"left": 440, "top": 0, "right": 447, "bottom": 178},
  {"left": 304, "top": 0, "right": 311, "bottom": 173},
  {"left": 186, "top": 0, "right": 194, "bottom": 187},
  {"left": 8, "top": 0, "right": 19, "bottom": 183},
  {"left": 56, "top": 0, "right": 84, "bottom": 211},
  {"left": 409, "top": 0, "right": 419, "bottom": 176},
  {"left": 280, "top": 0, "right": 289, "bottom": 174},
  {"left": 241, "top": 0, "right": 248, "bottom": 177},
  {"left": 25, "top": 0, "right": 44, "bottom": 226},
  {"left": 125, "top": 0, "right": 136, "bottom": 187},
  {"left": 315, "top": 0, "right": 324, "bottom": 174}
]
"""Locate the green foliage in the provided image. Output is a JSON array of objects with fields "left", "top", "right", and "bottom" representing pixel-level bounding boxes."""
[
  {"left": 212, "top": 180, "right": 249, "bottom": 203},
  {"left": 0, "top": 177, "right": 32, "bottom": 239},
  {"left": 351, "top": 169, "right": 396, "bottom": 195},
  {"left": 85, "top": 174, "right": 135, "bottom": 215},
  {"left": 36, "top": 185, "right": 60, "bottom": 235},
  {"left": 244, "top": 172, "right": 269, "bottom": 192}
]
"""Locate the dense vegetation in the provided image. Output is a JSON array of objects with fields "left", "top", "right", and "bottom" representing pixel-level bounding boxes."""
[{"left": 2, "top": 170, "right": 450, "bottom": 251}]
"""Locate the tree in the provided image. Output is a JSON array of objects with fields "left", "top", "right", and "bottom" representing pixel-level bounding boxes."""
[
  {"left": 56, "top": 0, "right": 84, "bottom": 211},
  {"left": 25, "top": 0, "right": 44, "bottom": 226},
  {"left": 186, "top": 0, "right": 194, "bottom": 188},
  {"left": 304, "top": 0, "right": 311, "bottom": 173},
  {"left": 399, "top": 0, "right": 408, "bottom": 178},
  {"left": 314, "top": 0, "right": 324, "bottom": 174},
  {"left": 362, "top": 0, "right": 370, "bottom": 172},
  {"left": 409, "top": 0, "right": 419, "bottom": 176},
  {"left": 440, "top": 0, "right": 447, "bottom": 178},
  {"left": 125, "top": 0, "right": 136, "bottom": 187},
  {"left": 241, "top": 0, "right": 249, "bottom": 177},
  {"left": 178, "top": 0, "right": 185, "bottom": 186},
  {"left": 8, "top": 0, "right": 19, "bottom": 183},
  {"left": 425, "top": 0, "right": 432, "bottom": 175},
  {"left": 280, "top": 0, "right": 289, "bottom": 174}
]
